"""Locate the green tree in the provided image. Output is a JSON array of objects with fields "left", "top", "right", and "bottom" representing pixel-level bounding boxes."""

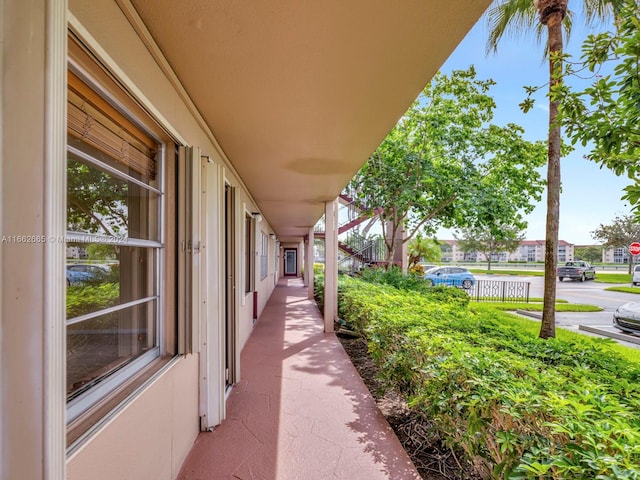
[
  {"left": 350, "top": 67, "right": 545, "bottom": 269},
  {"left": 574, "top": 245, "right": 603, "bottom": 263},
  {"left": 454, "top": 224, "right": 525, "bottom": 270},
  {"left": 87, "top": 243, "right": 118, "bottom": 261},
  {"left": 407, "top": 235, "right": 442, "bottom": 268},
  {"left": 67, "top": 159, "right": 128, "bottom": 237},
  {"left": 591, "top": 213, "right": 640, "bottom": 273},
  {"left": 485, "top": 0, "right": 621, "bottom": 339}
]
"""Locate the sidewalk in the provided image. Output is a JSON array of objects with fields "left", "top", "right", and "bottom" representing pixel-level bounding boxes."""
[{"left": 177, "top": 277, "right": 420, "bottom": 479}]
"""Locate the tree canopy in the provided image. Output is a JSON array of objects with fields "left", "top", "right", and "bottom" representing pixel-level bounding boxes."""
[
  {"left": 454, "top": 224, "right": 525, "bottom": 270},
  {"left": 350, "top": 67, "right": 547, "bottom": 268},
  {"left": 67, "top": 159, "right": 128, "bottom": 237},
  {"left": 574, "top": 245, "right": 603, "bottom": 263},
  {"left": 591, "top": 214, "right": 640, "bottom": 248},
  {"left": 591, "top": 213, "right": 640, "bottom": 272}
]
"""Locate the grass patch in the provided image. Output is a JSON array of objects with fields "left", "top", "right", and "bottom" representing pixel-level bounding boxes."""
[
  {"left": 594, "top": 272, "right": 631, "bottom": 283},
  {"left": 470, "top": 268, "right": 632, "bottom": 284},
  {"left": 606, "top": 285, "right": 640, "bottom": 294},
  {"left": 477, "top": 301, "right": 602, "bottom": 312}
]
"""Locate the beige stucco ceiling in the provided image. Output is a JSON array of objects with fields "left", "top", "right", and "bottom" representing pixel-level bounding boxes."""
[{"left": 129, "top": 0, "right": 491, "bottom": 243}]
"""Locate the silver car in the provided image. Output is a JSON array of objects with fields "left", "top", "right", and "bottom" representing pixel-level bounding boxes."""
[{"left": 613, "top": 302, "right": 640, "bottom": 334}]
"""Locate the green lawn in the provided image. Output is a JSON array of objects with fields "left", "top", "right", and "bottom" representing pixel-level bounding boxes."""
[{"left": 478, "top": 301, "right": 602, "bottom": 312}]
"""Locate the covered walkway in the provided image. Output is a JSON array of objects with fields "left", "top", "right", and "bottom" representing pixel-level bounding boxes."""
[{"left": 177, "top": 277, "right": 420, "bottom": 479}]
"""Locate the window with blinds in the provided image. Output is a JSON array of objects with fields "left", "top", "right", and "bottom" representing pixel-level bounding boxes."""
[
  {"left": 67, "top": 71, "right": 157, "bottom": 181},
  {"left": 65, "top": 71, "right": 164, "bottom": 426}
]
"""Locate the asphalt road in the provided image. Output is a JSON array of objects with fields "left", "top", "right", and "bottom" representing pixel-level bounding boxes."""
[{"left": 476, "top": 273, "right": 640, "bottom": 350}]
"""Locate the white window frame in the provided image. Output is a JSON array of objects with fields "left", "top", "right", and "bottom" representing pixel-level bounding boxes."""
[
  {"left": 260, "top": 231, "right": 268, "bottom": 280},
  {"left": 64, "top": 67, "right": 165, "bottom": 425},
  {"left": 244, "top": 211, "right": 254, "bottom": 295}
]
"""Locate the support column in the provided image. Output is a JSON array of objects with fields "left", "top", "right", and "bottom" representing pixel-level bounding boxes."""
[
  {"left": 306, "top": 227, "right": 315, "bottom": 298},
  {"left": 299, "top": 240, "right": 304, "bottom": 279},
  {"left": 324, "top": 199, "right": 338, "bottom": 332},
  {"left": 303, "top": 237, "right": 309, "bottom": 287}
]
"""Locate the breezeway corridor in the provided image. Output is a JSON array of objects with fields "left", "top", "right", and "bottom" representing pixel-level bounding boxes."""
[{"left": 177, "top": 277, "right": 421, "bottom": 479}]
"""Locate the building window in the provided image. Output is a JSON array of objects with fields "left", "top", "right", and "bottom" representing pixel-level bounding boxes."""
[
  {"left": 614, "top": 247, "right": 627, "bottom": 264},
  {"left": 260, "top": 232, "right": 268, "bottom": 280},
  {"left": 65, "top": 71, "right": 164, "bottom": 423},
  {"left": 558, "top": 245, "right": 567, "bottom": 263}
]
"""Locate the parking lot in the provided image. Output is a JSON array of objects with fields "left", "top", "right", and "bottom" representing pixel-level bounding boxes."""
[{"left": 476, "top": 273, "right": 640, "bottom": 349}]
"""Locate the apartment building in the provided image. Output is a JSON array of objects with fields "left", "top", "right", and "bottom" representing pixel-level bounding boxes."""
[{"left": 440, "top": 239, "right": 575, "bottom": 263}]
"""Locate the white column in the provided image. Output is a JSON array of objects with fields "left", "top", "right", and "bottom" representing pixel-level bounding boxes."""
[
  {"left": 307, "top": 227, "right": 315, "bottom": 299},
  {"left": 324, "top": 199, "right": 338, "bottom": 332},
  {"left": 2, "top": 2, "right": 67, "bottom": 480},
  {"left": 299, "top": 240, "right": 304, "bottom": 279},
  {"left": 303, "top": 238, "right": 309, "bottom": 287}
]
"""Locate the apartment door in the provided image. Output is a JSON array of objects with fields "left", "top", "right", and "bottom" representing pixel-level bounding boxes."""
[{"left": 284, "top": 249, "right": 297, "bottom": 276}]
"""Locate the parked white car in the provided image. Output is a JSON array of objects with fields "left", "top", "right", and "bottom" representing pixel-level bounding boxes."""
[
  {"left": 632, "top": 265, "right": 640, "bottom": 286},
  {"left": 613, "top": 302, "right": 640, "bottom": 333}
]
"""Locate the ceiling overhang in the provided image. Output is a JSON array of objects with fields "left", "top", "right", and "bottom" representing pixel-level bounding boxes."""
[{"left": 129, "top": 0, "right": 491, "bottom": 242}]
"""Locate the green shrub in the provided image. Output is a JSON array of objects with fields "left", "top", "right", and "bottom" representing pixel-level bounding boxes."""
[
  {"left": 337, "top": 276, "right": 640, "bottom": 479},
  {"left": 359, "top": 265, "right": 470, "bottom": 307},
  {"left": 67, "top": 282, "right": 119, "bottom": 319}
]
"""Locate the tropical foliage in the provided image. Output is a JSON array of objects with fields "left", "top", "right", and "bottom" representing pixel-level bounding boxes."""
[{"left": 407, "top": 235, "right": 441, "bottom": 268}]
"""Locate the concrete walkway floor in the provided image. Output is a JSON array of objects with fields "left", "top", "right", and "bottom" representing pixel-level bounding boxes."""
[{"left": 177, "top": 277, "right": 421, "bottom": 480}]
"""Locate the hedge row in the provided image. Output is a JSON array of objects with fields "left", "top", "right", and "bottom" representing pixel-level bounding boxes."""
[{"left": 333, "top": 274, "right": 640, "bottom": 479}]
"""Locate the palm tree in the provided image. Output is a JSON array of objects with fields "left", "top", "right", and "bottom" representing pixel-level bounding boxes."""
[
  {"left": 407, "top": 235, "right": 439, "bottom": 269},
  {"left": 485, "top": 0, "right": 620, "bottom": 339}
]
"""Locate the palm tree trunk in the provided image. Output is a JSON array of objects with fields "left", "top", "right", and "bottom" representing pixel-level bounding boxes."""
[{"left": 539, "top": 2, "right": 565, "bottom": 339}]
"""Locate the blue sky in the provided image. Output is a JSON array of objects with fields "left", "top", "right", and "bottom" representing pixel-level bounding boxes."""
[{"left": 436, "top": 12, "right": 631, "bottom": 245}]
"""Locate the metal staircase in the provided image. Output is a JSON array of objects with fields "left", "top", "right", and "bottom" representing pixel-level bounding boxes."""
[
  {"left": 312, "top": 187, "right": 387, "bottom": 274},
  {"left": 337, "top": 232, "right": 385, "bottom": 274}
]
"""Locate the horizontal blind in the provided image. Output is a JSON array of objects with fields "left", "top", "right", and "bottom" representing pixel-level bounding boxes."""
[{"left": 67, "top": 72, "right": 157, "bottom": 180}]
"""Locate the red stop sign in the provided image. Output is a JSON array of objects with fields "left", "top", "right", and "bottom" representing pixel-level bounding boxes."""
[{"left": 630, "top": 242, "right": 640, "bottom": 255}]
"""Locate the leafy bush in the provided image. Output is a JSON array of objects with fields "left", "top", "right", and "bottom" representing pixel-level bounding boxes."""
[
  {"left": 337, "top": 276, "right": 640, "bottom": 479},
  {"left": 67, "top": 282, "right": 119, "bottom": 319},
  {"left": 359, "top": 265, "right": 470, "bottom": 307},
  {"left": 314, "top": 273, "right": 325, "bottom": 312}
]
